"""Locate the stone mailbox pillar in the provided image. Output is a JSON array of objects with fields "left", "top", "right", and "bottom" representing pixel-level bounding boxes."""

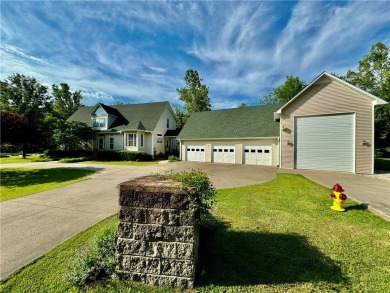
[{"left": 116, "top": 176, "right": 199, "bottom": 289}]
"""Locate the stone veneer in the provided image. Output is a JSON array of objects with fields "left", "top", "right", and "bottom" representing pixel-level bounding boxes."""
[{"left": 116, "top": 176, "right": 199, "bottom": 289}]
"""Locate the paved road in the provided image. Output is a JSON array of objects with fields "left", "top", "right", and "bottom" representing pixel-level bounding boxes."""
[{"left": 0, "top": 161, "right": 276, "bottom": 279}]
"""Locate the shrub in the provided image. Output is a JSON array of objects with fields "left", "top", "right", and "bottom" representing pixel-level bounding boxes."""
[
  {"left": 64, "top": 228, "right": 117, "bottom": 287},
  {"left": 95, "top": 151, "right": 152, "bottom": 161},
  {"left": 31, "top": 157, "right": 52, "bottom": 162},
  {"left": 59, "top": 157, "right": 92, "bottom": 163},
  {"left": 45, "top": 150, "right": 93, "bottom": 160},
  {"left": 168, "top": 155, "right": 180, "bottom": 162}
]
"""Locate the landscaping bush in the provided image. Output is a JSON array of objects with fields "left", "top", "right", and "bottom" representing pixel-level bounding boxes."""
[
  {"left": 95, "top": 151, "right": 152, "bottom": 161},
  {"left": 30, "top": 157, "right": 52, "bottom": 162},
  {"left": 59, "top": 157, "right": 92, "bottom": 163},
  {"left": 64, "top": 228, "right": 117, "bottom": 287},
  {"left": 168, "top": 155, "right": 180, "bottom": 162}
]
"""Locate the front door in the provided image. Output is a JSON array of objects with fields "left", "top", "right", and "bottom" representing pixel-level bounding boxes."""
[{"left": 98, "top": 137, "right": 105, "bottom": 150}]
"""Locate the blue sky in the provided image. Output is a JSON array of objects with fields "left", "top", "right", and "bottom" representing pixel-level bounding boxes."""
[{"left": 1, "top": 1, "right": 389, "bottom": 109}]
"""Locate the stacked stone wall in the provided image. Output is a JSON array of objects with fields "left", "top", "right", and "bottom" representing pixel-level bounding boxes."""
[{"left": 117, "top": 176, "right": 199, "bottom": 289}]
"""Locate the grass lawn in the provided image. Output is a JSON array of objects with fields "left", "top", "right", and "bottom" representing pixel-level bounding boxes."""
[
  {"left": 1, "top": 174, "right": 389, "bottom": 292},
  {"left": 375, "top": 158, "right": 390, "bottom": 171},
  {"left": 0, "top": 154, "right": 48, "bottom": 164},
  {"left": 0, "top": 168, "right": 95, "bottom": 201},
  {"left": 77, "top": 160, "right": 160, "bottom": 166}
]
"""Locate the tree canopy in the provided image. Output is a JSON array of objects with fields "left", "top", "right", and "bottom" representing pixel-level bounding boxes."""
[
  {"left": 261, "top": 75, "right": 306, "bottom": 105},
  {"left": 176, "top": 69, "right": 211, "bottom": 128},
  {"left": 52, "top": 83, "right": 83, "bottom": 120}
]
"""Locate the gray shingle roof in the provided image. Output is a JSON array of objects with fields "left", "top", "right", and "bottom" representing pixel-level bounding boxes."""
[
  {"left": 178, "top": 104, "right": 282, "bottom": 140},
  {"left": 68, "top": 101, "right": 169, "bottom": 131}
]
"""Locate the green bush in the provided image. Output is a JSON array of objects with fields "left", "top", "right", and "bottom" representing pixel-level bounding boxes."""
[
  {"left": 168, "top": 155, "right": 180, "bottom": 162},
  {"left": 59, "top": 157, "right": 92, "bottom": 163},
  {"left": 45, "top": 150, "right": 93, "bottom": 160},
  {"left": 95, "top": 151, "right": 152, "bottom": 161},
  {"left": 64, "top": 228, "right": 117, "bottom": 287},
  {"left": 30, "top": 157, "right": 52, "bottom": 162}
]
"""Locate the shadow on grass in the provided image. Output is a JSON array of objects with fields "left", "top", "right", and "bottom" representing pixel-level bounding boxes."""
[
  {"left": 0, "top": 168, "right": 97, "bottom": 188},
  {"left": 345, "top": 203, "right": 369, "bottom": 211},
  {"left": 196, "top": 216, "right": 345, "bottom": 287}
]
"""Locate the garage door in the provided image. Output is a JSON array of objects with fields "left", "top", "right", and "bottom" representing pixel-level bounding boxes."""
[
  {"left": 244, "top": 146, "right": 272, "bottom": 165},
  {"left": 213, "top": 146, "right": 235, "bottom": 163},
  {"left": 295, "top": 114, "right": 354, "bottom": 172},
  {"left": 186, "top": 146, "right": 205, "bottom": 162}
]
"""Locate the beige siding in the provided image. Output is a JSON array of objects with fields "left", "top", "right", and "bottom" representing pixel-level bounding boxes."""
[
  {"left": 280, "top": 77, "right": 373, "bottom": 174},
  {"left": 180, "top": 138, "right": 279, "bottom": 166}
]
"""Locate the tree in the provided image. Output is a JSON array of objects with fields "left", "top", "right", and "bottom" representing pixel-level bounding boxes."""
[
  {"left": 53, "top": 121, "right": 96, "bottom": 150},
  {"left": 52, "top": 83, "right": 83, "bottom": 120},
  {"left": 176, "top": 69, "right": 211, "bottom": 127},
  {"left": 341, "top": 42, "right": 390, "bottom": 147},
  {"left": 238, "top": 102, "right": 247, "bottom": 108},
  {"left": 261, "top": 76, "right": 306, "bottom": 104},
  {"left": 1, "top": 112, "right": 40, "bottom": 158}
]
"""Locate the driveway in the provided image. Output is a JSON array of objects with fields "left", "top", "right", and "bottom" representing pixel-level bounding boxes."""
[{"left": 0, "top": 161, "right": 276, "bottom": 280}]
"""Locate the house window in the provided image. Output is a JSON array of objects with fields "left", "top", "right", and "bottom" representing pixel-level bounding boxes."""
[
  {"left": 157, "top": 134, "right": 163, "bottom": 144},
  {"left": 167, "top": 118, "right": 170, "bottom": 128},
  {"left": 125, "top": 133, "right": 137, "bottom": 147},
  {"left": 92, "top": 117, "right": 106, "bottom": 128},
  {"left": 109, "top": 137, "right": 114, "bottom": 150},
  {"left": 140, "top": 134, "right": 144, "bottom": 147}
]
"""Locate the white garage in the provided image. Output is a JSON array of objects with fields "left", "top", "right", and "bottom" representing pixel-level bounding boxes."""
[
  {"left": 244, "top": 146, "right": 272, "bottom": 165},
  {"left": 213, "top": 146, "right": 235, "bottom": 163},
  {"left": 294, "top": 114, "right": 355, "bottom": 172},
  {"left": 186, "top": 145, "right": 205, "bottom": 162}
]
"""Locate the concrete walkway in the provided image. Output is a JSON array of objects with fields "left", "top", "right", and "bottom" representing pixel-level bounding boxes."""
[{"left": 0, "top": 161, "right": 276, "bottom": 280}]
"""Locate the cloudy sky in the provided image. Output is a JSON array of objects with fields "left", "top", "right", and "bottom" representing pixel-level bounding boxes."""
[{"left": 1, "top": 1, "right": 389, "bottom": 109}]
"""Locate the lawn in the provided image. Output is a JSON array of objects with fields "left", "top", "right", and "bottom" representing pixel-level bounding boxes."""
[
  {"left": 375, "top": 158, "right": 390, "bottom": 171},
  {"left": 0, "top": 168, "right": 95, "bottom": 201},
  {"left": 1, "top": 174, "right": 389, "bottom": 292},
  {"left": 0, "top": 154, "right": 49, "bottom": 164}
]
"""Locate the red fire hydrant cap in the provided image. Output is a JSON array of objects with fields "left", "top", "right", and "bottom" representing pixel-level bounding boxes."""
[{"left": 331, "top": 183, "right": 344, "bottom": 192}]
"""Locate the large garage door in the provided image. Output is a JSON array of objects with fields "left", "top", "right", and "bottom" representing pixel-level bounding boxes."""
[
  {"left": 244, "top": 146, "right": 272, "bottom": 165},
  {"left": 295, "top": 114, "right": 354, "bottom": 172},
  {"left": 186, "top": 146, "right": 205, "bottom": 162},
  {"left": 213, "top": 146, "right": 235, "bottom": 163}
]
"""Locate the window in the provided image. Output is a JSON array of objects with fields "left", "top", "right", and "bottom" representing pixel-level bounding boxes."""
[
  {"left": 264, "top": 150, "right": 270, "bottom": 153},
  {"left": 157, "top": 134, "right": 163, "bottom": 144},
  {"left": 167, "top": 118, "right": 170, "bottom": 128},
  {"left": 109, "top": 137, "right": 114, "bottom": 150},
  {"left": 92, "top": 117, "right": 106, "bottom": 128},
  {"left": 140, "top": 134, "right": 144, "bottom": 147},
  {"left": 125, "top": 133, "right": 137, "bottom": 147}
]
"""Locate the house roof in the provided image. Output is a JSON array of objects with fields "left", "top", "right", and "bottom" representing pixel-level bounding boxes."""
[
  {"left": 276, "top": 71, "right": 387, "bottom": 115},
  {"left": 178, "top": 104, "right": 282, "bottom": 140},
  {"left": 165, "top": 129, "right": 181, "bottom": 137},
  {"left": 68, "top": 101, "right": 170, "bottom": 131}
]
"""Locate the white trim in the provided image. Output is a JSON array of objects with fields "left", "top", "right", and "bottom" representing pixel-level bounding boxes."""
[
  {"left": 178, "top": 137, "right": 279, "bottom": 141},
  {"left": 353, "top": 112, "right": 356, "bottom": 173},
  {"left": 372, "top": 104, "right": 375, "bottom": 174},
  {"left": 276, "top": 72, "right": 387, "bottom": 114}
]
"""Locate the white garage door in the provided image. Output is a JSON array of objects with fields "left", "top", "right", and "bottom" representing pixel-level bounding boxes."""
[
  {"left": 213, "top": 146, "right": 235, "bottom": 163},
  {"left": 186, "top": 146, "right": 205, "bottom": 162},
  {"left": 244, "top": 146, "right": 272, "bottom": 165},
  {"left": 295, "top": 114, "right": 354, "bottom": 172}
]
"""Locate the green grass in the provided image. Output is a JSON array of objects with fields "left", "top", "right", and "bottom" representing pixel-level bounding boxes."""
[
  {"left": 375, "top": 158, "right": 390, "bottom": 171},
  {"left": 0, "top": 154, "right": 50, "bottom": 164},
  {"left": 1, "top": 174, "right": 389, "bottom": 292},
  {"left": 0, "top": 168, "right": 95, "bottom": 201},
  {"left": 77, "top": 160, "right": 160, "bottom": 166}
]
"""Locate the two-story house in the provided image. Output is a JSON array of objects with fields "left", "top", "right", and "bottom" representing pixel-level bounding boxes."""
[{"left": 67, "top": 101, "right": 178, "bottom": 156}]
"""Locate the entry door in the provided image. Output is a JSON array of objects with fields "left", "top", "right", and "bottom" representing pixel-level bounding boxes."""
[
  {"left": 98, "top": 137, "right": 105, "bottom": 150},
  {"left": 294, "top": 114, "right": 354, "bottom": 172}
]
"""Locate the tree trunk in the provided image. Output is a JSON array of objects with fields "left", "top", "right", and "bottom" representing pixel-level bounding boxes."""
[{"left": 22, "top": 144, "right": 26, "bottom": 159}]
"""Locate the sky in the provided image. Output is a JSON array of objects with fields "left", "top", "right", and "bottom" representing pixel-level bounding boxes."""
[{"left": 1, "top": 1, "right": 389, "bottom": 110}]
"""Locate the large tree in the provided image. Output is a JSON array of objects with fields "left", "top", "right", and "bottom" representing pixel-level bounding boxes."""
[
  {"left": 1, "top": 112, "right": 40, "bottom": 158},
  {"left": 52, "top": 83, "right": 83, "bottom": 120},
  {"left": 52, "top": 121, "right": 96, "bottom": 150},
  {"left": 176, "top": 69, "right": 211, "bottom": 128},
  {"left": 261, "top": 75, "right": 306, "bottom": 105},
  {"left": 341, "top": 42, "right": 390, "bottom": 147}
]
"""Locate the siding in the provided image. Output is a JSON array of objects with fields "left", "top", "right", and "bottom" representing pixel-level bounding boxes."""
[
  {"left": 152, "top": 105, "right": 177, "bottom": 155},
  {"left": 180, "top": 138, "right": 279, "bottom": 166},
  {"left": 280, "top": 77, "right": 373, "bottom": 174}
]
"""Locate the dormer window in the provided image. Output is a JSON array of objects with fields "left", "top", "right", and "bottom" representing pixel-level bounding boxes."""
[{"left": 93, "top": 117, "right": 106, "bottom": 128}]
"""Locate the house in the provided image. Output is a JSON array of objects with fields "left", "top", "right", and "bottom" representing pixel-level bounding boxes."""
[
  {"left": 178, "top": 72, "right": 387, "bottom": 174},
  {"left": 67, "top": 101, "right": 178, "bottom": 156}
]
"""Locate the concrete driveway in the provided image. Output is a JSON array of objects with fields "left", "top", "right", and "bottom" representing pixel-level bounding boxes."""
[{"left": 0, "top": 161, "right": 276, "bottom": 280}]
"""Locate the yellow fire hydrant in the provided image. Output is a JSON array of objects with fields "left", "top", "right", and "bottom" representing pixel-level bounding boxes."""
[{"left": 330, "top": 183, "right": 347, "bottom": 212}]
